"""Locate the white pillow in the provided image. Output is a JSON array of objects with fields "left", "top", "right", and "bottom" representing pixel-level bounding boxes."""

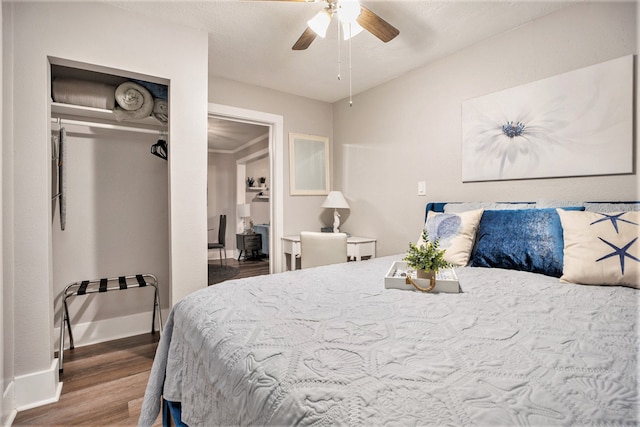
[
  {"left": 418, "top": 209, "right": 484, "bottom": 266},
  {"left": 557, "top": 209, "right": 640, "bottom": 288},
  {"left": 583, "top": 202, "right": 640, "bottom": 213},
  {"left": 535, "top": 200, "right": 584, "bottom": 209},
  {"left": 444, "top": 202, "right": 532, "bottom": 213}
]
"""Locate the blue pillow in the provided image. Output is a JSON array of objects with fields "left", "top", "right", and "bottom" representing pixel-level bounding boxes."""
[{"left": 469, "top": 207, "right": 584, "bottom": 277}]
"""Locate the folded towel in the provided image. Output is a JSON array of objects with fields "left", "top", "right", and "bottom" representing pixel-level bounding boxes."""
[
  {"left": 152, "top": 99, "right": 168, "bottom": 123},
  {"left": 132, "top": 79, "right": 168, "bottom": 100},
  {"left": 113, "top": 81, "right": 153, "bottom": 121},
  {"left": 52, "top": 78, "right": 116, "bottom": 110}
]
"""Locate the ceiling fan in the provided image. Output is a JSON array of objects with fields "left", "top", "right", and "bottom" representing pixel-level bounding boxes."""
[{"left": 268, "top": 0, "right": 399, "bottom": 50}]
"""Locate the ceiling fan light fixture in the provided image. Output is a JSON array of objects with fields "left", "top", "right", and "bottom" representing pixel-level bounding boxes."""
[
  {"left": 308, "top": 9, "right": 331, "bottom": 37},
  {"left": 342, "top": 20, "right": 363, "bottom": 40},
  {"left": 337, "top": 0, "right": 361, "bottom": 24}
]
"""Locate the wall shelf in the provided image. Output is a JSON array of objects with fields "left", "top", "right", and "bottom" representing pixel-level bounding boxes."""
[{"left": 51, "top": 102, "right": 165, "bottom": 130}]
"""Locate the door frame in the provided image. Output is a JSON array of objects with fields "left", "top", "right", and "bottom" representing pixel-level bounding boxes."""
[{"left": 207, "top": 103, "right": 284, "bottom": 273}]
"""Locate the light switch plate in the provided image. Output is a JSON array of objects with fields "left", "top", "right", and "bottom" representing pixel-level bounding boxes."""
[{"left": 418, "top": 181, "right": 426, "bottom": 196}]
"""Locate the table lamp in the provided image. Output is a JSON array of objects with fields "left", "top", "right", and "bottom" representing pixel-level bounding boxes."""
[
  {"left": 321, "top": 191, "right": 350, "bottom": 233},
  {"left": 237, "top": 203, "right": 251, "bottom": 234}
]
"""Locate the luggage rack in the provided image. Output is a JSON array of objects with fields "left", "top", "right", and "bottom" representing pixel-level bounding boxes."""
[{"left": 58, "top": 273, "right": 162, "bottom": 373}]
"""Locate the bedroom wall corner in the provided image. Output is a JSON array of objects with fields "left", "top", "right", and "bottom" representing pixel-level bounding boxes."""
[
  {"left": 8, "top": 1, "right": 208, "bottom": 410},
  {"left": 331, "top": 1, "right": 639, "bottom": 257}
]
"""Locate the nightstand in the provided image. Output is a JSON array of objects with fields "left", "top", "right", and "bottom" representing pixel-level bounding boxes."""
[{"left": 237, "top": 233, "right": 262, "bottom": 261}]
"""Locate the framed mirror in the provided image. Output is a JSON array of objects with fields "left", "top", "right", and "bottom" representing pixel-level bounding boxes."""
[{"left": 289, "top": 133, "right": 330, "bottom": 195}]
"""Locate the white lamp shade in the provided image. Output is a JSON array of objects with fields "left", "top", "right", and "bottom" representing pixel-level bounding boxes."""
[
  {"left": 237, "top": 203, "right": 251, "bottom": 218},
  {"left": 308, "top": 9, "right": 331, "bottom": 38},
  {"left": 321, "top": 191, "right": 350, "bottom": 209}
]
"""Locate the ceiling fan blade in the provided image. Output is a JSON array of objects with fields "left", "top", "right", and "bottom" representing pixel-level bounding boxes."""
[
  {"left": 356, "top": 5, "right": 399, "bottom": 43},
  {"left": 292, "top": 27, "right": 317, "bottom": 50}
]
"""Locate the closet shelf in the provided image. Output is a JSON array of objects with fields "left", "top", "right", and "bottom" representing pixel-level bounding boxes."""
[{"left": 51, "top": 102, "right": 165, "bottom": 129}]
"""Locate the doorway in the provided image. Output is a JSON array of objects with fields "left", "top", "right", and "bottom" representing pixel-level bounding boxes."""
[{"left": 207, "top": 103, "right": 284, "bottom": 274}]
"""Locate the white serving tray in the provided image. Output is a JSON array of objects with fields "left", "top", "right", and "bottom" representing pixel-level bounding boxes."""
[{"left": 384, "top": 261, "right": 460, "bottom": 293}]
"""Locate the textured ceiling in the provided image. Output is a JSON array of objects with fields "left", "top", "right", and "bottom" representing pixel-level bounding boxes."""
[
  {"left": 208, "top": 117, "right": 269, "bottom": 152},
  {"left": 106, "top": 0, "right": 576, "bottom": 149},
  {"left": 108, "top": 0, "right": 574, "bottom": 103}
]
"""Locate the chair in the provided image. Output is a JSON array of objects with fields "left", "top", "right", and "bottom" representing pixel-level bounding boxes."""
[
  {"left": 300, "top": 231, "right": 348, "bottom": 269},
  {"left": 208, "top": 214, "right": 227, "bottom": 265}
]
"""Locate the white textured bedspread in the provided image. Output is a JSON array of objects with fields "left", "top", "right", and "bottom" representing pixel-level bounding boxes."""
[{"left": 140, "top": 255, "right": 639, "bottom": 426}]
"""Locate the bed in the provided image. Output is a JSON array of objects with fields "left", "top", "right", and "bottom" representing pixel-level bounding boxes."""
[{"left": 139, "top": 201, "right": 639, "bottom": 426}]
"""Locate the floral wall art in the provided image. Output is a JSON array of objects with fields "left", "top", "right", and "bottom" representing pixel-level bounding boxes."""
[{"left": 461, "top": 55, "right": 633, "bottom": 182}]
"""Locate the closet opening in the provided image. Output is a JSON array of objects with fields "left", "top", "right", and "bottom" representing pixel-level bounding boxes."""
[{"left": 49, "top": 57, "right": 170, "bottom": 354}]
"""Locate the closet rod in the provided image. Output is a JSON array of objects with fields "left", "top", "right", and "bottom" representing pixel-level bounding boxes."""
[{"left": 51, "top": 117, "right": 161, "bottom": 135}]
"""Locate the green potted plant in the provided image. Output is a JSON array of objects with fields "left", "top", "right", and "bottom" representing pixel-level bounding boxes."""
[{"left": 403, "top": 230, "right": 451, "bottom": 281}]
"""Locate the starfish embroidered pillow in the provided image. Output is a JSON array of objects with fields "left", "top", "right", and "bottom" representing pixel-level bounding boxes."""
[{"left": 557, "top": 209, "right": 640, "bottom": 288}]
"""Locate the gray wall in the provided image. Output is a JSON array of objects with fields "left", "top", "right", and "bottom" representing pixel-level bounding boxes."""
[{"left": 332, "top": 2, "right": 639, "bottom": 257}]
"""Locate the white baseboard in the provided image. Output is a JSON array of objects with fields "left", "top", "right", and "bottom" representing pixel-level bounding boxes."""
[
  {"left": 15, "top": 359, "right": 62, "bottom": 411},
  {"left": 15, "top": 310, "right": 168, "bottom": 412},
  {"left": 54, "top": 308, "right": 168, "bottom": 351},
  {"left": 2, "top": 410, "right": 15, "bottom": 427},
  {"left": 2, "top": 380, "right": 16, "bottom": 427}
]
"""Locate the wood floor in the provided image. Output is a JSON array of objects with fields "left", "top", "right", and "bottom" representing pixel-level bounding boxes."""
[
  {"left": 223, "top": 256, "right": 270, "bottom": 280},
  {"left": 14, "top": 258, "right": 270, "bottom": 426},
  {"left": 14, "top": 333, "right": 162, "bottom": 427}
]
